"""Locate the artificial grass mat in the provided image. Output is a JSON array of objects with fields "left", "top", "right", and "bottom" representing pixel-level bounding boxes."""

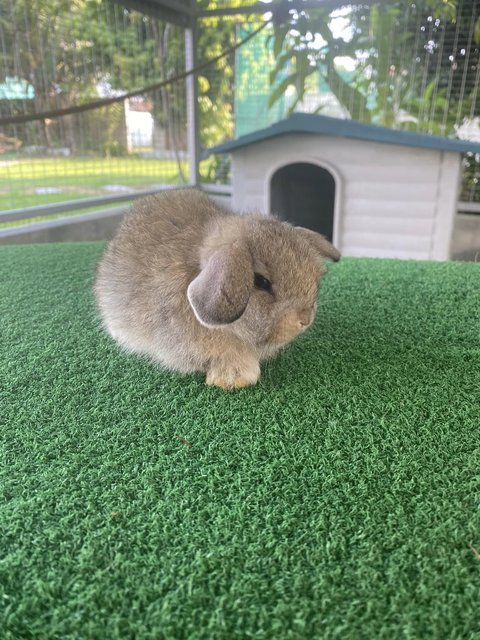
[{"left": 1, "top": 242, "right": 479, "bottom": 640}]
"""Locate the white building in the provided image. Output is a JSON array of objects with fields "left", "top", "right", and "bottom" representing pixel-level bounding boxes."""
[{"left": 211, "top": 113, "right": 480, "bottom": 260}]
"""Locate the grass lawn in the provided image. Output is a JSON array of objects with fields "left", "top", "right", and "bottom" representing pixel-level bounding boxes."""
[
  {"left": 0, "top": 156, "right": 191, "bottom": 228},
  {"left": 1, "top": 243, "right": 479, "bottom": 639}
]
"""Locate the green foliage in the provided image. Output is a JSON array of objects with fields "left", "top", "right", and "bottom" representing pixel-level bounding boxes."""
[
  {"left": 269, "top": 0, "right": 479, "bottom": 135},
  {"left": 461, "top": 153, "right": 480, "bottom": 202},
  {"left": 269, "top": 6, "right": 370, "bottom": 122},
  {"left": 0, "top": 0, "right": 234, "bottom": 157},
  {"left": 196, "top": 0, "right": 239, "bottom": 147},
  {"left": 199, "top": 154, "right": 231, "bottom": 184}
]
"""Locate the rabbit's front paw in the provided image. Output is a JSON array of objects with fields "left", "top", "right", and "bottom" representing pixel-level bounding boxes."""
[{"left": 206, "top": 360, "right": 260, "bottom": 390}]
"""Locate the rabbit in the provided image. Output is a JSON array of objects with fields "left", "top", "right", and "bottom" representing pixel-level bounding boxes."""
[{"left": 94, "top": 187, "right": 340, "bottom": 389}]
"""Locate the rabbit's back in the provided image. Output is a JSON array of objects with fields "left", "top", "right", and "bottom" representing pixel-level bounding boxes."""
[{"left": 94, "top": 189, "right": 225, "bottom": 370}]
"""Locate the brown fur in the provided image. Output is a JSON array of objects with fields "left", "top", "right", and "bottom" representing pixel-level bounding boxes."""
[{"left": 94, "top": 188, "right": 340, "bottom": 389}]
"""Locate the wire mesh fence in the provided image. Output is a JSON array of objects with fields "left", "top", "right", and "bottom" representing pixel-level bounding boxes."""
[
  {"left": 200, "top": 0, "right": 480, "bottom": 201},
  {"left": 0, "top": 0, "right": 479, "bottom": 224},
  {"left": 0, "top": 0, "right": 189, "bottom": 219}
]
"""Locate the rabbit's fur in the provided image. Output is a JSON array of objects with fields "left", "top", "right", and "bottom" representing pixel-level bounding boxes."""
[{"left": 94, "top": 188, "right": 340, "bottom": 389}]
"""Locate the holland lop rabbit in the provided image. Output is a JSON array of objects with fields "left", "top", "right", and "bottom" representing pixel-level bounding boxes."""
[{"left": 94, "top": 188, "right": 340, "bottom": 389}]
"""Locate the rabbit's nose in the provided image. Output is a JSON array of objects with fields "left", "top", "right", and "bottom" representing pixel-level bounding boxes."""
[{"left": 298, "top": 307, "right": 314, "bottom": 327}]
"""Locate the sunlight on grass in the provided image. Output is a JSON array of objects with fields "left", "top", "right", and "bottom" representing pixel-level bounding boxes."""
[
  {"left": 0, "top": 157, "right": 183, "bottom": 180},
  {"left": 0, "top": 156, "right": 220, "bottom": 228},
  {"left": 0, "top": 156, "right": 189, "bottom": 214}
]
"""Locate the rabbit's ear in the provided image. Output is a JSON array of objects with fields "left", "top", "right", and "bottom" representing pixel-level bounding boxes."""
[
  {"left": 294, "top": 227, "right": 341, "bottom": 262},
  {"left": 187, "top": 241, "right": 253, "bottom": 327}
]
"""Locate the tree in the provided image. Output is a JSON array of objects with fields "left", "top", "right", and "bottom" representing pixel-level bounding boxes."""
[
  {"left": 0, "top": 0, "right": 72, "bottom": 147},
  {"left": 269, "top": 0, "right": 480, "bottom": 135}
]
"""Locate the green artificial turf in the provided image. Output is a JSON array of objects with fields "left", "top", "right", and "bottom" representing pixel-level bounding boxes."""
[{"left": 1, "top": 242, "right": 479, "bottom": 640}]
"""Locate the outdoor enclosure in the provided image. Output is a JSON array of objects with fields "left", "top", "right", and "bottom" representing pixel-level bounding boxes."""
[
  {"left": 2, "top": 4, "right": 480, "bottom": 638},
  {"left": 0, "top": 0, "right": 479, "bottom": 257}
]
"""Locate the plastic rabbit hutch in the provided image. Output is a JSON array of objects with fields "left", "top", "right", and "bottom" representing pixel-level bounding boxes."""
[{"left": 211, "top": 113, "right": 480, "bottom": 260}]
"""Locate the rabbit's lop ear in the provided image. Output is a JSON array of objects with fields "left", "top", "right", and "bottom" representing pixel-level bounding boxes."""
[
  {"left": 187, "top": 241, "right": 253, "bottom": 327},
  {"left": 294, "top": 227, "right": 341, "bottom": 262}
]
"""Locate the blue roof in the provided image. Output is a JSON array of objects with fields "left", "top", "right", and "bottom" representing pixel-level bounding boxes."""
[{"left": 208, "top": 113, "right": 480, "bottom": 156}]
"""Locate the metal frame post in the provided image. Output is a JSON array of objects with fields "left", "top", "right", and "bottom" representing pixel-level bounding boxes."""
[{"left": 185, "top": 5, "right": 201, "bottom": 186}]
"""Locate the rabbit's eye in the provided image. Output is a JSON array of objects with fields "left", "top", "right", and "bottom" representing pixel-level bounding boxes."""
[{"left": 254, "top": 272, "right": 272, "bottom": 292}]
